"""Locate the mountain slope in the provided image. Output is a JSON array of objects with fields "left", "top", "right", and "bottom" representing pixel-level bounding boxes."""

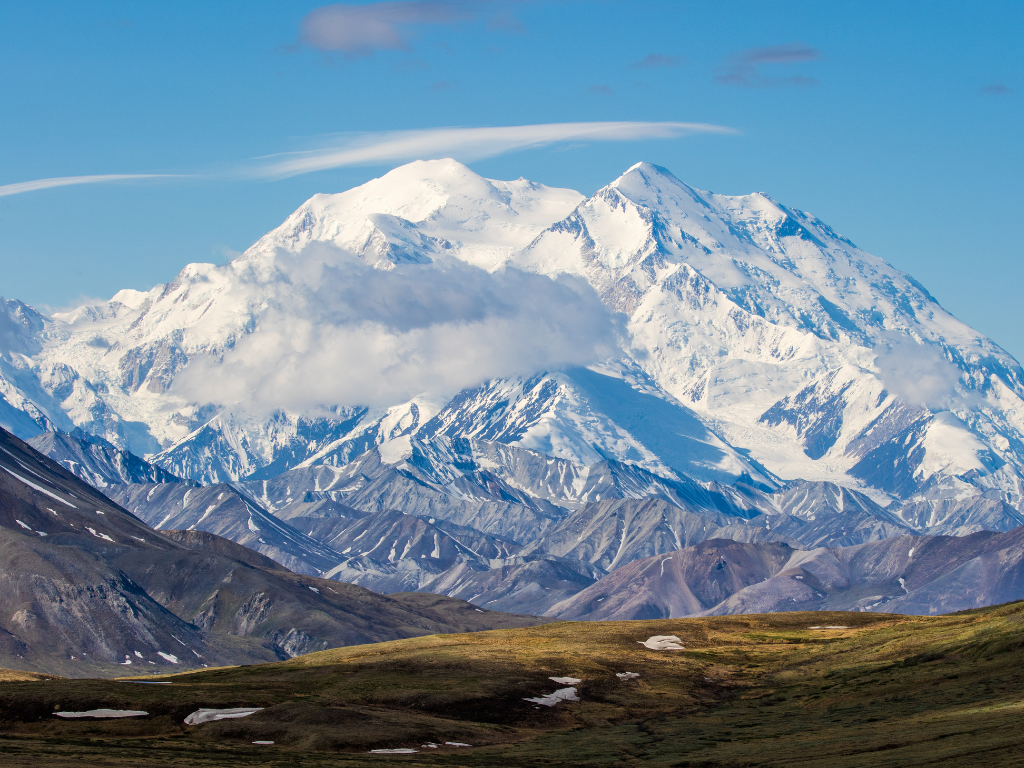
[
  {"left": 106, "top": 482, "right": 347, "bottom": 576},
  {"left": 549, "top": 526, "right": 1024, "bottom": 620},
  {"left": 26, "top": 430, "right": 185, "bottom": 487},
  {"left": 514, "top": 163, "right": 1024, "bottom": 506},
  {"left": 0, "top": 426, "right": 545, "bottom": 677}
]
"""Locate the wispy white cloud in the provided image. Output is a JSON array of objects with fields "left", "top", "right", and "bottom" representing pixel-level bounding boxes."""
[
  {"left": 734, "top": 43, "right": 820, "bottom": 66},
  {"left": 0, "top": 174, "right": 181, "bottom": 198},
  {"left": 4, "top": 121, "right": 737, "bottom": 197},
  {"left": 875, "top": 337, "right": 963, "bottom": 410},
  {"left": 248, "top": 121, "right": 738, "bottom": 179}
]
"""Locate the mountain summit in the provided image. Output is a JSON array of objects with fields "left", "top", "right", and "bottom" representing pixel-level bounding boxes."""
[{"left": 2, "top": 159, "right": 1023, "bottom": 538}]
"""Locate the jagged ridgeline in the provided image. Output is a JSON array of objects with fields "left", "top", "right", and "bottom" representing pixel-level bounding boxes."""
[{"left": 4, "top": 159, "right": 1024, "bottom": 619}]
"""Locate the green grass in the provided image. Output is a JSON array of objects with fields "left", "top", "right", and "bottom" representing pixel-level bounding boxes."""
[{"left": 3, "top": 604, "right": 1024, "bottom": 766}]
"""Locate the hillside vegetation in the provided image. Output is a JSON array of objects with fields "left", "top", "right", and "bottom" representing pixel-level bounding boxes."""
[{"left": 3, "top": 602, "right": 1024, "bottom": 766}]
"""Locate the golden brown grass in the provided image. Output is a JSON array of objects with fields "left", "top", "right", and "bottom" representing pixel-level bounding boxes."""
[
  {"left": 2, "top": 605, "right": 1024, "bottom": 766},
  {"left": 0, "top": 667, "right": 52, "bottom": 682}
]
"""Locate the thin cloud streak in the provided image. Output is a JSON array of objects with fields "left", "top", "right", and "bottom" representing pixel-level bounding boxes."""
[
  {"left": 4, "top": 121, "right": 738, "bottom": 196},
  {"left": 0, "top": 174, "right": 183, "bottom": 198},
  {"left": 248, "top": 121, "right": 738, "bottom": 179}
]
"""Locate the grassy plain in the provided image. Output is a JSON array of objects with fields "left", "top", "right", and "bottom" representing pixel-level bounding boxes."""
[{"left": 2, "top": 603, "right": 1024, "bottom": 767}]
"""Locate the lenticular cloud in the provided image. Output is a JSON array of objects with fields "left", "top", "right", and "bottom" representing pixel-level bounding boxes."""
[{"left": 172, "top": 244, "right": 621, "bottom": 412}]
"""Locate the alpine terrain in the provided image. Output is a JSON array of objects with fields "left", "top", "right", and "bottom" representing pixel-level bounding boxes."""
[{"left": 4, "top": 158, "right": 1024, "bottom": 618}]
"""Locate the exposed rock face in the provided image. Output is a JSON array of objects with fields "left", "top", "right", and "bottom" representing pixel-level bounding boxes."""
[{"left": 106, "top": 482, "right": 346, "bottom": 576}]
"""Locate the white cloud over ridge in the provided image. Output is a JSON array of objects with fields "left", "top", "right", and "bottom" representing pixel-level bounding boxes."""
[
  {"left": 250, "top": 122, "right": 737, "bottom": 179},
  {"left": 172, "top": 244, "right": 622, "bottom": 412},
  {"left": 875, "top": 337, "right": 963, "bottom": 410}
]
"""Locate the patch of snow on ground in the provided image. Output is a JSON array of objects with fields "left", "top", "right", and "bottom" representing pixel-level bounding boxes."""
[
  {"left": 445, "top": 742, "right": 471, "bottom": 747},
  {"left": 86, "top": 528, "right": 114, "bottom": 544},
  {"left": 616, "top": 672, "right": 640, "bottom": 680},
  {"left": 1, "top": 466, "right": 77, "bottom": 507},
  {"left": 252, "top": 741, "right": 275, "bottom": 745},
  {"left": 55, "top": 709, "right": 148, "bottom": 718},
  {"left": 370, "top": 748, "right": 418, "bottom": 754},
  {"left": 524, "top": 687, "right": 579, "bottom": 707},
  {"left": 157, "top": 652, "right": 179, "bottom": 664},
  {"left": 639, "top": 635, "right": 684, "bottom": 650},
  {"left": 549, "top": 676, "right": 581, "bottom": 684},
  {"left": 185, "top": 707, "right": 264, "bottom": 725}
]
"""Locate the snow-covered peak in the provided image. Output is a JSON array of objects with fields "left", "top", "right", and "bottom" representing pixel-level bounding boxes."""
[
  {"left": 245, "top": 158, "right": 583, "bottom": 271},
  {"left": 610, "top": 161, "right": 706, "bottom": 208}
]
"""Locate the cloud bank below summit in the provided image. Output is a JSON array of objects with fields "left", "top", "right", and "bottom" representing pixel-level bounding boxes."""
[{"left": 172, "top": 245, "right": 622, "bottom": 412}]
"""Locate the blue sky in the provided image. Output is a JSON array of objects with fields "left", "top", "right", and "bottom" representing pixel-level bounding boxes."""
[{"left": 1, "top": 0, "right": 1022, "bottom": 356}]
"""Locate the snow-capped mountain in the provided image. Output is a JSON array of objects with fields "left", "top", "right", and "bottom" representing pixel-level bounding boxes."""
[
  {"left": 515, "top": 162, "right": 1024, "bottom": 504},
  {"left": 3, "top": 158, "right": 1024, "bottom": 539}
]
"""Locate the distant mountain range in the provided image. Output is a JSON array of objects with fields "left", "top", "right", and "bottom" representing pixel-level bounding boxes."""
[
  {"left": 4, "top": 159, "right": 1024, "bottom": 622},
  {"left": 23, "top": 424, "right": 1024, "bottom": 620}
]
